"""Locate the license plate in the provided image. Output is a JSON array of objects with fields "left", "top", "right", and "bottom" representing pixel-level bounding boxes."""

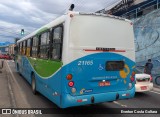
[
  {"left": 141, "top": 86, "right": 147, "bottom": 90},
  {"left": 99, "top": 81, "right": 110, "bottom": 86}
]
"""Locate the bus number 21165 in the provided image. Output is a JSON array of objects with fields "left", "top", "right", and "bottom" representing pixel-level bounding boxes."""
[{"left": 78, "top": 60, "right": 93, "bottom": 66}]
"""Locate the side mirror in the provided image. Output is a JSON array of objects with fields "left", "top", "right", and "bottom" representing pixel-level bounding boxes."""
[{"left": 155, "top": 76, "right": 160, "bottom": 85}]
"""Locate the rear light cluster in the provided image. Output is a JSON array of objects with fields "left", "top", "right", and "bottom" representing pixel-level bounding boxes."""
[
  {"left": 66, "top": 74, "right": 76, "bottom": 93},
  {"left": 66, "top": 74, "right": 74, "bottom": 87},
  {"left": 128, "top": 71, "right": 135, "bottom": 89},
  {"left": 77, "top": 99, "right": 82, "bottom": 103},
  {"left": 130, "top": 71, "right": 135, "bottom": 83}
]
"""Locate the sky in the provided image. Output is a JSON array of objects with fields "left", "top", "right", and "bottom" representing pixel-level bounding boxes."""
[{"left": 0, "top": 0, "right": 121, "bottom": 43}]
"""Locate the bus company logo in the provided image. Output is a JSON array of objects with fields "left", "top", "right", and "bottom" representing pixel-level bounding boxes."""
[
  {"left": 80, "top": 88, "right": 93, "bottom": 94},
  {"left": 80, "top": 88, "right": 85, "bottom": 94},
  {"left": 119, "top": 64, "right": 130, "bottom": 79},
  {"left": 96, "top": 47, "right": 115, "bottom": 51},
  {"left": 1, "top": 109, "right": 42, "bottom": 114}
]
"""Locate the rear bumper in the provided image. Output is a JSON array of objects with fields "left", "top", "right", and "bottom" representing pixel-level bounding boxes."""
[
  {"left": 135, "top": 83, "right": 153, "bottom": 92},
  {"left": 61, "top": 87, "right": 135, "bottom": 108}
]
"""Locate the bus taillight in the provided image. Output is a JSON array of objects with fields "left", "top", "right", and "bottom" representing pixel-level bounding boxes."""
[
  {"left": 68, "top": 81, "right": 74, "bottom": 87},
  {"left": 77, "top": 99, "right": 82, "bottom": 102},
  {"left": 130, "top": 71, "right": 135, "bottom": 82},
  {"left": 66, "top": 74, "right": 73, "bottom": 80},
  {"left": 130, "top": 77, "right": 134, "bottom": 82}
]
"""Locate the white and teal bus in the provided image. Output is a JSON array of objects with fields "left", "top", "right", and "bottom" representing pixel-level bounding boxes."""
[{"left": 16, "top": 11, "right": 135, "bottom": 108}]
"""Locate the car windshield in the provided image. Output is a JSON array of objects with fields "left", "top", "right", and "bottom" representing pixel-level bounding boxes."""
[{"left": 135, "top": 66, "right": 145, "bottom": 74}]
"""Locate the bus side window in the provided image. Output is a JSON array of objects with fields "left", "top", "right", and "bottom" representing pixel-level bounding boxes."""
[
  {"left": 22, "top": 41, "right": 25, "bottom": 55},
  {"left": 27, "top": 39, "right": 31, "bottom": 57},
  {"left": 30, "top": 38, "right": 33, "bottom": 57},
  {"left": 22, "top": 41, "right": 24, "bottom": 55},
  {"left": 51, "top": 26, "right": 63, "bottom": 60},
  {"left": 21, "top": 42, "right": 23, "bottom": 55},
  {"left": 19, "top": 42, "right": 22, "bottom": 54},
  {"left": 39, "top": 32, "right": 50, "bottom": 59},
  {"left": 32, "top": 36, "right": 38, "bottom": 58},
  {"left": 18, "top": 43, "right": 20, "bottom": 54},
  {"left": 24, "top": 40, "right": 27, "bottom": 55}
]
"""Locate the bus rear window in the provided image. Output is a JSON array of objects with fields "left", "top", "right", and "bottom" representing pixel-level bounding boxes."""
[{"left": 106, "top": 61, "right": 124, "bottom": 71}]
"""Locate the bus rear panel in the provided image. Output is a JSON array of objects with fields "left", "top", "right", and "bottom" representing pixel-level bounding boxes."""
[{"left": 61, "top": 14, "right": 135, "bottom": 108}]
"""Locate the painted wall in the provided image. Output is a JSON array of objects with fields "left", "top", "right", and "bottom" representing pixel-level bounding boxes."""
[{"left": 133, "top": 8, "right": 160, "bottom": 76}]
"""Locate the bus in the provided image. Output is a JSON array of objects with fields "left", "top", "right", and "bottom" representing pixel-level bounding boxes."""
[{"left": 15, "top": 11, "right": 135, "bottom": 108}]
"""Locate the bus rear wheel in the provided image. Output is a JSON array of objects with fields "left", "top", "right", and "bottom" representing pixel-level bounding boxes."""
[{"left": 31, "top": 73, "right": 37, "bottom": 95}]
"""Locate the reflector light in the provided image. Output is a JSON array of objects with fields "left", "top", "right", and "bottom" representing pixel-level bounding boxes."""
[
  {"left": 66, "top": 74, "right": 72, "bottom": 80},
  {"left": 68, "top": 81, "right": 74, "bottom": 87},
  {"left": 77, "top": 99, "right": 82, "bottom": 102},
  {"left": 126, "top": 93, "right": 130, "bottom": 96}
]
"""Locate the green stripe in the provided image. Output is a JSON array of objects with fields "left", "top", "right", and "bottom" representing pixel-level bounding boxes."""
[
  {"left": 28, "top": 57, "right": 62, "bottom": 77},
  {"left": 36, "top": 27, "right": 49, "bottom": 35}
]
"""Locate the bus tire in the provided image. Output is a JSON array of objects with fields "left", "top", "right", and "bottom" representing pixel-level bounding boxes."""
[{"left": 31, "top": 73, "right": 37, "bottom": 95}]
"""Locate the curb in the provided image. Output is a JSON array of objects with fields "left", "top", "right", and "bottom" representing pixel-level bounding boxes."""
[{"left": 5, "top": 60, "right": 36, "bottom": 117}]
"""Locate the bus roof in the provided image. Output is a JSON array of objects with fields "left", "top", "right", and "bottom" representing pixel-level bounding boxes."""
[
  {"left": 17, "top": 15, "right": 66, "bottom": 43},
  {"left": 17, "top": 11, "right": 131, "bottom": 43}
]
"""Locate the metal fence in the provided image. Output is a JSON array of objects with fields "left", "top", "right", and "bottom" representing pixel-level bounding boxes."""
[{"left": 121, "top": 0, "right": 160, "bottom": 19}]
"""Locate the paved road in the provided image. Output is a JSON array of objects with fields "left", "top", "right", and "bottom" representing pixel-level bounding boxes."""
[{"left": 2, "top": 60, "right": 160, "bottom": 117}]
